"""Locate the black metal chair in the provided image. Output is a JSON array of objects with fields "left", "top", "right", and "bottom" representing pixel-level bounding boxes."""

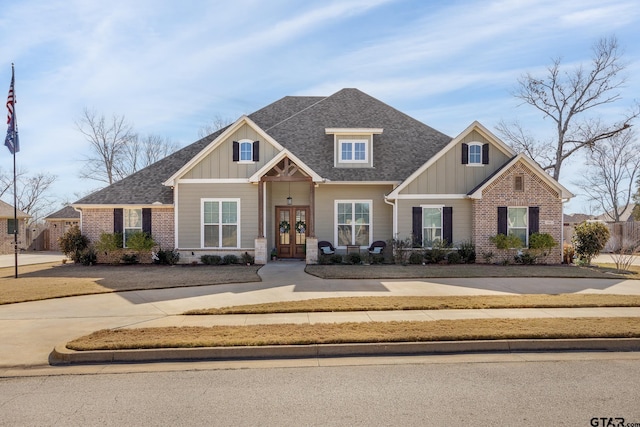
[
  {"left": 318, "top": 241, "right": 336, "bottom": 255},
  {"left": 368, "top": 240, "right": 386, "bottom": 255}
]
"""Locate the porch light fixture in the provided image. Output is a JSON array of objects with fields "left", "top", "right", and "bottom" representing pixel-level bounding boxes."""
[{"left": 287, "top": 182, "right": 292, "bottom": 205}]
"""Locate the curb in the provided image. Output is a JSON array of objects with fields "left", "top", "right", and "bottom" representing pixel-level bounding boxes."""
[{"left": 50, "top": 338, "right": 640, "bottom": 365}]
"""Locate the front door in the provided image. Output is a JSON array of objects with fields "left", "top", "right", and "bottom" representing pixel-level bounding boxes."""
[{"left": 276, "top": 206, "right": 308, "bottom": 258}]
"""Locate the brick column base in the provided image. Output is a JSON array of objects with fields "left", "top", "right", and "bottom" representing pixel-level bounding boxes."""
[
  {"left": 254, "top": 237, "right": 267, "bottom": 265},
  {"left": 305, "top": 237, "right": 318, "bottom": 264}
]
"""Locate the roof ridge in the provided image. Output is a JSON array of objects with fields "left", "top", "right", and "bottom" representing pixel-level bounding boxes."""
[{"left": 264, "top": 95, "right": 328, "bottom": 131}]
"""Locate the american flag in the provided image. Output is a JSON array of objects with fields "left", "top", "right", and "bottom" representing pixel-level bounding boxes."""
[{"left": 5, "top": 65, "right": 19, "bottom": 154}]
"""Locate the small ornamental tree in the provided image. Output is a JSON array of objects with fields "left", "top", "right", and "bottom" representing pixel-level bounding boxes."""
[
  {"left": 572, "top": 221, "right": 610, "bottom": 264},
  {"left": 58, "top": 225, "right": 89, "bottom": 263}
]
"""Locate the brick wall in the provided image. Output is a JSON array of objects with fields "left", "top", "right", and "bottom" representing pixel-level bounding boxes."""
[
  {"left": 48, "top": 220, "right": 80, "bottom": 251},
  {"left": 473, "top": 161, "right": 564, "bottom": 263},
  {"left": 81, "top": 207, "right": 175, "bottom": 249}
]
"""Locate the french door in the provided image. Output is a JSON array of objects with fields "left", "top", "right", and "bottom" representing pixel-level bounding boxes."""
[{"left": 276, "top": 206, "right": 308, "bottom": 258}]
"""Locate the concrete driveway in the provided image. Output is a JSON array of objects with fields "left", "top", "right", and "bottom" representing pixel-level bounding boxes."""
[{"left": 0, "top": 251, "right": 68, "bottom": 268}]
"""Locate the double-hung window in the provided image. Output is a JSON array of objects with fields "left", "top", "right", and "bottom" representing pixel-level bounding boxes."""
[
  {"left": 507, "top": 207, "right": 528, "bottom": 246},
  {"left": 202, "top": 199, "right": 239, "bottom": 248},
  {"left": 422, "top": 207, "right": 442, "bottom": 247},
  {"left": 239, "top": 141, "right": 253, "bottom": 162},
  {"left": 336, "top": 201, "right": 371, "bottom": 247},
  {"left": 469, "top": 144, "right": 482, "bottom": 164},
  {"left": 124, "top": 208, "right": 142, "bottom": 247},
  {"left": 339, "top": 140, "right": 367, "bottom": 163}
]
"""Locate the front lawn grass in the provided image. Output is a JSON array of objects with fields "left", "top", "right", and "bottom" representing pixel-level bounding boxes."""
[
  {"left": 185, "top": 294, "right": 640, "bottom": 315},
  {"left": 305, "top": 263, "right": 636, "bottom": 279},
  {"left": 67, "top": 317, "right": 640, "bottom": 350}
]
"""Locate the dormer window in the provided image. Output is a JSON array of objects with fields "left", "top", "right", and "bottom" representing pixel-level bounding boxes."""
[
  {"left": 462, "top": 142, "right": 489, "bottom": 166},
  {"left": 340, "top": 139, "right": 368, "bottom": 163}
]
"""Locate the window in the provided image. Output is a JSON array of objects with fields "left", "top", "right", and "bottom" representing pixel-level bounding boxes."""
[
  {"left": 339, "top": 140, "right": 368, "bottom": 163},
  {"left": 336, "top": 201, "right": 371, "bottom": 247},
  {"left": 508, "top": 207, "right": 528, "bottom": 246},
  {"left": 7, "top": 218, "right": 17, "bottom": 235},
  {"left": 232, "top": 140, "right": 258, "bottom": 162},
  {"left": 469, "top": 144, "right": 481, "bottom": 164},
  {"left": 422, "top": 207, "right": 442, "bottom": 247},
  {"left": 124, "top": 208, "right": 142, "bottom": 247},
  {"left": 239, "top": 141, "right": 253, "bottom": 162},
  {"left": 202, "top": 199, "right": 239, "bottom": 248}
]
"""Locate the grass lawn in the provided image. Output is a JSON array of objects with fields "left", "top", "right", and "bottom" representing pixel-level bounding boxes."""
[
  {"left": 67, "top": 317, "right": 640, "bottom": 350},
  {"left": 185, "top": 294, "right": 640, "bottom": 315},
  {"left": 0, "top": 262, "right": 262, "bottom": 305},
  {"left": 305, "top": 263, "right": 638, "bottom": 279}
]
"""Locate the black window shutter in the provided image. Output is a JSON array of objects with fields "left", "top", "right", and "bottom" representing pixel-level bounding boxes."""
[
  {"left": 114, "top": 208, "right": 123, "bottom": 234},
  {"left": 142, "top": 208, "right": 152, "bottom": 235},
  {"left": 232, "top": 141, "right": 239, "bottom": 162},
  {"left": 461, "top": 143, "right": 469, "bottom": 164},
  {"left": 412, "top": 207, "right": 422, "bottom": 247},
  {"left": 497, "top": 207, "right": 507, "bottom": 235},
  {"left": 443, "top": 207, "right": 453, "bottom": 245},
  {"left": 482, "top": 143, "right": 489, "bottom": 164},
  {"left": 529, "top": 207, "right": 539, "bottom": 235},
  {"left": 252, "top": 141, "right": 259, "bottom": 162}
]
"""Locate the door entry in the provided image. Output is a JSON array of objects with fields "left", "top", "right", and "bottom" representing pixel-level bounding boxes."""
[{"left": 276, "top": 206, "right": 308, "bottom": 258}]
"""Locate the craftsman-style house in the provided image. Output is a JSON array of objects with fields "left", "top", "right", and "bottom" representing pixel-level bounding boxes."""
[{"left": 73, "top": 88, "right": 573, "bottom": 263}]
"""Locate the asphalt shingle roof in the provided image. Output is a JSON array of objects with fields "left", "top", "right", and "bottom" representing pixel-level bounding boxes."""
[
  {"left": 45, "top": 205, "right": 81, "bottom": 220},
  {"left": 74, "top": 88, "right": 452, "bottom": 205}
]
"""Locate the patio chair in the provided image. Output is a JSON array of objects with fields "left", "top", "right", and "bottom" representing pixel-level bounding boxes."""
[
  {"left": 318, "top": 241, "right": 336, "bottom": 255},
  {"left": 368, "top": 240, "right": 386, "bottom": 255}
]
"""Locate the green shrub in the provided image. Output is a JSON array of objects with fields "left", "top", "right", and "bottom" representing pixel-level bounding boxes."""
[
  {"left": 58, "top": 226, "right": 89, "bottom": 263},
  {"left": 126, "top": 231, "right": 156, "bottom": 252},
  {"left": 457, "top": 240, "right": 476, "bottom": 263},
  {"left": 346, "top": 252, "right": 362, "bottom": 265},
  {"left": 241, "top": 252, "right": 254, "bottom": 265},
  {"left": 77, "top": 247, "right": 97, "bottom": 266},
  {"left": 121, "top": 253, "right": 139, "bottom": 265},
  {"left": 318, "top": 254, "right": 332, "bottom": 264},
  {"left": 155, "top": 248, "right": 180, "bottom": 265},
  {"left": 424, "top": 240, "right": 449, "bottom": 263},
  {"left": 94, "top": 232, "right": 123, "bottom": 253},
  {"left": 572, "top": 221, "right": 610, "bottom": 264},
  {"left": 408, "top": 251, "right": 424, "bottom": 264},
  {"left": 370, "top": 254, "right": 384, "bottom": 265},
  {"left": 481, "top": 251, "right": 495, "bottom": 264},
  {"left": 529, "top": 233, "right": 557, "bottom": 251},
  {"left": 200, "top": 255, "right": 222, "bottom": 265},
  {"left": 514, "top": 252, "right": 537, "bottom": 264},
  {"left": 446, "top": 251, "right": 462, "bottom": 264},
  {"left": 223, "top": 254, "right": 239, "bottom": 265},
  {"left": 489, "top": 233, "right": 524, "bottom": 250},
  {"left": 329, "top": 254, "right": 343, "bottom": 264},
  {"left": 389, "top": 236, "right": 412, "bottom": 264}
]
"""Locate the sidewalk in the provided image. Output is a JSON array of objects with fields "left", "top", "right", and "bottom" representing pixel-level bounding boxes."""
[{"left": 2, "top": 259, "right": 640, "bottom": 369}]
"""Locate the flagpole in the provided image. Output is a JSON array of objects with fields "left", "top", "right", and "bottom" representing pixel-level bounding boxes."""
[
  {"left": 6, "top": 63, "right": 18, "bottom": 278},
  {"left": 13, "top": 116, "right": 17, "bottom": 279}
]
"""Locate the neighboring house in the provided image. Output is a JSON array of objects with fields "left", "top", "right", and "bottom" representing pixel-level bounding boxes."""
[
  {"left": 44, "top": 206, "right": 81, "bottom": 251},
  {"left": 595, "top": 203, "right": 639, "bottom": 223},
  {"left": 0, "top": 199, "right": 30, "bottom": 254},
  {"left": 72, "top": 88, "right": 573, "bottom": 264},
  {"left": 563, "top": 213, "right": 595, "bottom": 245}
]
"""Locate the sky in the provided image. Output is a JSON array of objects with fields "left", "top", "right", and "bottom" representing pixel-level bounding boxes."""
[{"left": 1, "top": 0, "right": 639, "bottom": 218}]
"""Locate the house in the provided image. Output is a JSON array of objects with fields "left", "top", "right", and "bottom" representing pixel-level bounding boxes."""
[
  {"left": 72, "top": 88, "right": 573, "bottom": 264},
  {"left": 0, "top": 199, "right": 30, "bottom": 254},
  {"left": 44, "top": 205, "right": 81, "bottom": 251},
  {"left": 595, "top": 203, "right": 639, "bottom": 223}
]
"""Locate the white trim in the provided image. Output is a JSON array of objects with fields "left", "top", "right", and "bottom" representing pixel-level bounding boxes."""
[
  {"left": 507, "top": 206, "right": 529, "bottom": 246},
  {"left": 394, "top": 194, "right": 467, "bottom": 200},
  {"left": 325, "top": 128, "right": 383, "bottom": 134},
  {"left": 174, "top": 185, "right": 179, "bottom": 249},
  {"left": 248, "top": 149, "right": 324, "bottom": 183},
  {"left": 123, "top": 208, "right": 143, "bottom": 248},
  {"left": 238, "top": 139, "right": 254, "bottom": 163},
  {"left": 467, "top": 142, "right": 483, "bottom": 165},
  {"left": 177, "top": 178, "right": 250, "bottom": 184},
  {"left": 334, "top": 199, "right": 373, "bottom": 248},
  {"left": 388, "top": 121, "right": 516, "bottom": 198},
  {"left": 200, "top": 198, "right": 241, "bottom": 249},
  {"left": 468, "top": 154, "right": 574, "bottom": 200},
  {"left": 163, "top": 115, "right": 284, "bottom": 187},
  {"left": 338, "top": 139, "right": 368, "bottom": 163},
  {"left": 420, "top": 205, "right": 444, "bottom": 248},
  {"left": 322, "top": 181, "right": 399, "bottom": 185},
  {"left": 72, "top": 203, "right": 173, "bottom": 209}
]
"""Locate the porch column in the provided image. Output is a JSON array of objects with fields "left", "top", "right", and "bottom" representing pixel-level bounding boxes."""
[
  {"left": 308, "top": 179, "right": 315, "bottom": 238},
  {"left": 258, "top": 178, "right": 264, "bottom": 238}
]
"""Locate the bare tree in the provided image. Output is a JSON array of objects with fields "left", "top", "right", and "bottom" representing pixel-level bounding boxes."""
[
  {"left": 0, "top": 169, "right": 57, "bottom": 225},
  {"left": 198, "top": 114, "right": 233, "bottom": 138},
  {"left": 497, "top": 36, "right": 639, "bottom": 181},
  {"left": 117, "top": 134, "right": 180, "bottom": 178},
  {"left": 76, "top": 108, "right": 135, "bottom": 185},
  {"left": 576, "top": 129, "right": 640, "bottom": 221}
]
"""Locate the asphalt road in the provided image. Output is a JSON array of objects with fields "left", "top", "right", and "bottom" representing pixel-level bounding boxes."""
[{"left": 2, "top": 355, "right": 639, "bottom": 426}]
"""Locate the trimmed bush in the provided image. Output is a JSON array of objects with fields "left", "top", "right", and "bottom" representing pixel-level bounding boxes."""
[
  {"left": 457, "top": 240, "right": 476, "bottom": 263},
  {"left": 200, "top": 255, "right": 222, "bottom": 265},
  {"left": 446, "top": 251, "right": 462, "bottom": 264},
  {"left": 77, "top": 247, "right": 97, "bottom": 266},
  {"left": 241, "top": 252, "right": 255, "bottom": 265},
  {"left": 370, "top": 254, "right": 384, "bottom": 265},
  {"left": 408, "top": 251, "right": 424, "bottom": 264},
  {"left": 155, "top": 248, "right": 180, "bottom": 265},
  {"left": 222, "top": 254, "right": 239, "bottom": 265},
  {"left": 572, "top": 221, "right": 610, "bottom": 264},
  {"left": 58, "top": 226, "right": 89, "bottom": 263},
  {"left": 126, "top": 231, "right": 156, "bottom": 252},
  {"left": 329, "top": 254, "right": 343, "bottom": 264},
  {"left": 346, "top": 252, "right": 362, "bottom": 265},
  {"left": 121, "top": 253, "right": 139, "bottom": 265}
]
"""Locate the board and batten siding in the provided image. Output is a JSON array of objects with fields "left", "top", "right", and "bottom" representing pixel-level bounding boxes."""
[
  {"left": 397, "top": 198, "right": 473, "bottom": 245},
  {"left": 314, "top": 184, "right": 394, "bottom": 245},
  {"left": 182, "top": 124, "right": 281, "bottom": 179},
  {"left": 177, "top": 183, "right": 258, "bottom": 248},
  {"left": 401, "top": 130, "right": 511, "bottom": 195}
]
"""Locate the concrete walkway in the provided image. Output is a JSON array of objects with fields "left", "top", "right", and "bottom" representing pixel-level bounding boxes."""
[{"left": 1, "top": 259, "right": 640, "bottom": 370}]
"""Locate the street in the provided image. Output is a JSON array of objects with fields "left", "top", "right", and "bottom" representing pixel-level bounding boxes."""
[{"left": 2, "top": 355, "right": 639, "bottom": 426}]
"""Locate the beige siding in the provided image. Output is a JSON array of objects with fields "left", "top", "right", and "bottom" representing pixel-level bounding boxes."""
[
  {"left": 182, "top": 124, "right": 281, "bottom": 179},
  {"left": 314, "top": 184, "right": 394, "bottom": 246},
  {"left": 177, "top": 183, "right": 258, "bottom": 248},
  {"left": 334, "top": 135, "right": 374, "bottom": 169},
  {"left": 402, "top": 130, "right": 512, "bottom": 195},
  {"left": 396, "top": 198, "right": 473, "bottom": 245}
]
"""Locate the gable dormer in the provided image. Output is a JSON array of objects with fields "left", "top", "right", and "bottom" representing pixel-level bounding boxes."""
[{"left": 326, "top": 128, "right": 383, "bottom": 169}]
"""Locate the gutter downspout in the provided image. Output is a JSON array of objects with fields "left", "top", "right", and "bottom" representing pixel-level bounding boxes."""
[{"left": 384, "top": 194, "right": 397, "bottom": 238}]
